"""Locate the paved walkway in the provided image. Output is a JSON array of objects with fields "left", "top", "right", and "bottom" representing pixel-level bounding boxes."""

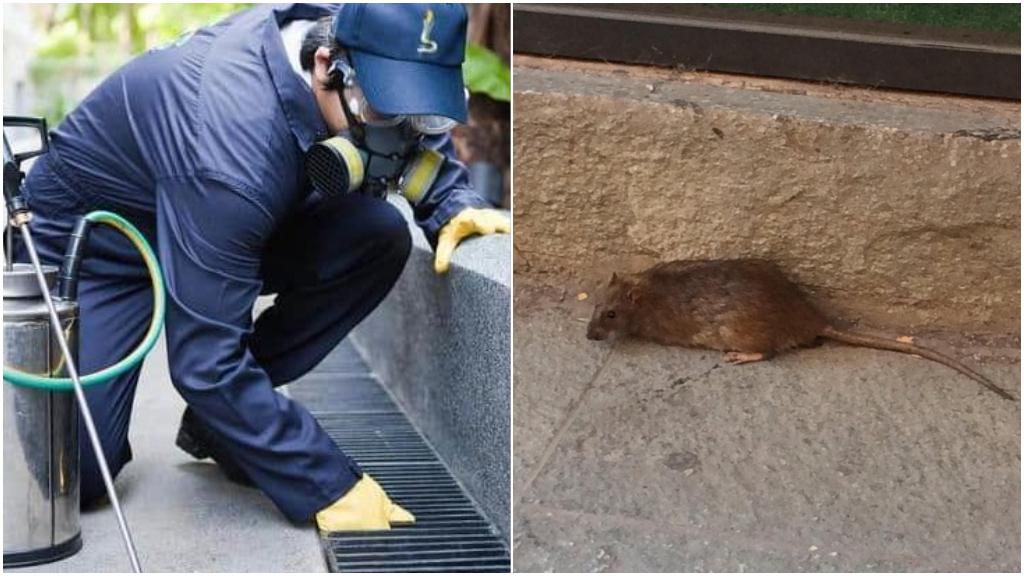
[
  {"left": 13, "top": 336, "right": 325, "bottom": 573},
  {"left": 513, "top": 284, "right": 1021, "bottom": 572}
]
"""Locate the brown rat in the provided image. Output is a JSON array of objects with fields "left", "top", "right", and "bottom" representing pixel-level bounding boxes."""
[{"left": 586, "top": 259, "right": 1015, "bottom": 401}]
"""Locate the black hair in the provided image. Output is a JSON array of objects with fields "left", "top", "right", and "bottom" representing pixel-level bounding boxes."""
[{"left": 299, "top": 16, "right": 342, "bottom": 75}]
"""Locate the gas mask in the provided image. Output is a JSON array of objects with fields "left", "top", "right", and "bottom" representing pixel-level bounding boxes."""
[{"left": 305, "top": 55, "right": 453, "bottom": 202}]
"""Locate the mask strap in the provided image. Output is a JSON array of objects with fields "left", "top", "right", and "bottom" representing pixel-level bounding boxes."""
[
  {"left": 326, "top": 52, "right": 356, "bottom": 88},
  {"left": 328, "top": 55, "right": 365, "bottom": 140}
]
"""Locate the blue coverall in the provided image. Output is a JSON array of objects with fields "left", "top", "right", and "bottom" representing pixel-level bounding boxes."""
[{"left": 16, "top": 3, "right": 488, "bottom": 522}]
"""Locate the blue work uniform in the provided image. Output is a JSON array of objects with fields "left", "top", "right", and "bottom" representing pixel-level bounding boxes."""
[{"left": 16, "top": 3, "right": 489, "bottom": 522}]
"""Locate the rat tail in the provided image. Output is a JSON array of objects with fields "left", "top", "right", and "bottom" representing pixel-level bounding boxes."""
[{"left": 821, "top": 326, "right": 1016, "bottom": 402}]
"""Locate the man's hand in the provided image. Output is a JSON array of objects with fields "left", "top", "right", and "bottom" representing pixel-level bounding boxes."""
[
  {"left": 434, "top": 208, "right": 510, "bottom": 274},
  {"left": 315, "top": 475, "right": 415, "bottom": 532}
]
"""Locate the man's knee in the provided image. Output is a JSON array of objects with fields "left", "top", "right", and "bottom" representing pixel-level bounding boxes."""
[
  {"left": 276, "top": 197, "right": 412, "bottom": 286},
  {"left": 81, "top": 472, "right": 107, "bottom": 507},
  {"left": 80, "top": 441, "right": 131, "bottom": 507},
  {"left": 340, "top": 201, "right": 411, "bottom": 278}
]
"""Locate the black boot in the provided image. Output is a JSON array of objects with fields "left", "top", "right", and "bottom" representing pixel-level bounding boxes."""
[{"left": 175, "top": 407, "right": 255, "bottom": 487}]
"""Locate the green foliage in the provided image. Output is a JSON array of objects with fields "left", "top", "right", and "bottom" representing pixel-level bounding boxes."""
[
  {"left": 37, "top": 91, "right": 68, "bottom": 127},
  {"left": 463, "top": 43, "right": 510, "bottom": 103},
  {"left": 26, "top": 3, "right": 511, "bottom": 126},
  {"left": 139, "top": 4, "right": 252, "bottom": 46},
  {"left": 35, "top": 21, "right": 82, "bottom": 59},
  {"left": 36, "top": 3, "right": 251, "bottom": 60},
  {"left": 723, "top": 4, "right": 1020, "bottom": 33},
  {"left": 27, "top": 4, "right": 250, "bottom": 125}
]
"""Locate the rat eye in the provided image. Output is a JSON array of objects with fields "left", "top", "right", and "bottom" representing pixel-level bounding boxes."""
[{"left": 605, "top": 310, "right": 617, "bottom": 319}]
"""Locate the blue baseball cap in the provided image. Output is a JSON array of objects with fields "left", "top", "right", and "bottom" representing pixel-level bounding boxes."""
[{"left": 334, "top": 3, "right": 468, "bottom": 123}]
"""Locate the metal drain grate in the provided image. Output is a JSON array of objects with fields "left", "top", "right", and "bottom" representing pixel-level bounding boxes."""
[{"left": 289, "top": 341, "right": 510, "bottom": 573}]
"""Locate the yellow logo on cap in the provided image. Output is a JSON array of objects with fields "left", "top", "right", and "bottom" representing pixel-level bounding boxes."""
[{"left": 418, "top": 9, "right": 438, "bottom": 54}]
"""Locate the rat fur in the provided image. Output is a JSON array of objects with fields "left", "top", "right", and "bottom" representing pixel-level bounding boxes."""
[{"left": 586, "top": 259, "right": 1014, "bottom": 401}]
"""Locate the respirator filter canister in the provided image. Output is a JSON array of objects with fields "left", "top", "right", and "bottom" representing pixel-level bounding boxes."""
[
  {"left": 398, "top": 148, "right": 444, "bottom": 204},
  {"left": 306, "top": 136, "right": 367, "bottom": 196},
  {"left": 306, "top": 136, "right": 445, "bottom": 203}
]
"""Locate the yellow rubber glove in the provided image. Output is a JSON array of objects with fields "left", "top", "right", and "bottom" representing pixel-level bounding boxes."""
[
  {"left": 315, "top": 474, "right": 415, "bottom": 532},
  {"left": 434, "top": 208, "right": 510, "bottom": 274}
]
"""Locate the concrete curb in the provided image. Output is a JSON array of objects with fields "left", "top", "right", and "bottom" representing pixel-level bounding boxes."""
[{"left": 350, "top": 197, "right": 511, "bottom": 540}]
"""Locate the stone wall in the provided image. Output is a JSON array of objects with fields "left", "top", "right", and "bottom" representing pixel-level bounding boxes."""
[
  {"left": 350, "top": 198, "right": 511, "bottom": 539},
  {"left": 513, "top": 58, "right": 1021, "bottom": 335}
]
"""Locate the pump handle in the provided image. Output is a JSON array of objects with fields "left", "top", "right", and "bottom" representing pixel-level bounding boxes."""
[
  {"left": 4, "top": 116, "right": 49, "bottom": 226},
  {"left": 3, "top": 116, "right": 49, "bottom": 165}
]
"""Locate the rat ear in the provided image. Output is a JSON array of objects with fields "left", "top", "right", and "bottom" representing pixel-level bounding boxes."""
[
  {"left": 626, "top": 285, "right": 640, "bottom": 303},
  {"left": 610, "top": 272, "right": 619, "bottom": 284}
]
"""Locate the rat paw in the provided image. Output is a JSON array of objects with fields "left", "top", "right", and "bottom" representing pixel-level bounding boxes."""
[{"left": 723, "top": 351, "right": 766, "bottom": 365}]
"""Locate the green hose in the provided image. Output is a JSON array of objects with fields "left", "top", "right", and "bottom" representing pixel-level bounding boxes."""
[{"left": 3, "top": 210, "right": 165, "bottom": 391}]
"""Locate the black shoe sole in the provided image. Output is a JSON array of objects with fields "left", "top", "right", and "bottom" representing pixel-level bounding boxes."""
[{"left": 175, "top": 419, "right": 211, "bottom": 459}]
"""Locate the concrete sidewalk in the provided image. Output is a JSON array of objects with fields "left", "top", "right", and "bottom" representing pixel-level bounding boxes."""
[
  {"left": 13, "top": 337, "right": 324, "bottom": 573},
  {"left": 513, "top": 282, "right": 1020, "bottom": 572}
]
